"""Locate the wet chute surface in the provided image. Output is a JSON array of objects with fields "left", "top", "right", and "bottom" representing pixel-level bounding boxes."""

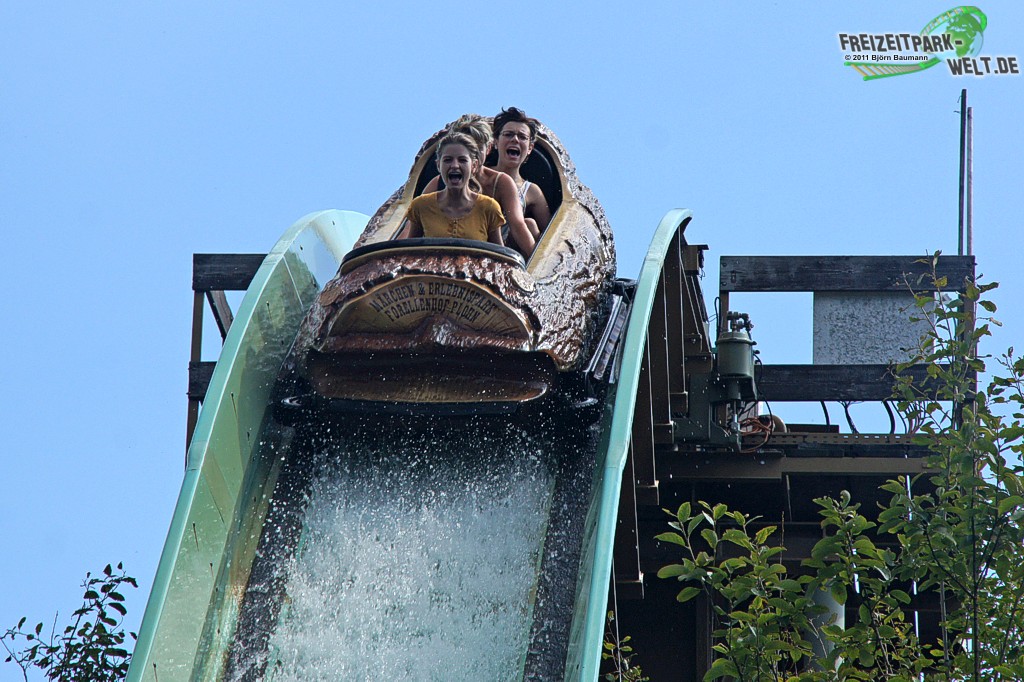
[{"left": 223, "top": 411, "right": 601, "bottom": 681}]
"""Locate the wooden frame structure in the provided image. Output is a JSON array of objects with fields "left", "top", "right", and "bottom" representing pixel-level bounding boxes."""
[
  {"left": 613, "top": 230, "right": 712, "bottom": 600},
  {"left": 187, "top": 253, "right": 265, "bottom": 451},
  {"left": 613, "top": 251, "right": 975, "bottom": 680}
]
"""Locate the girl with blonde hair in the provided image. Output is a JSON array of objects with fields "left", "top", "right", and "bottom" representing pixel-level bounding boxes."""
[
  {"left": 402, "top": 131, "right": 505, "bottom": 246},
  {"left": 418, "top": 114, "right": 535, "bottom": 255}
]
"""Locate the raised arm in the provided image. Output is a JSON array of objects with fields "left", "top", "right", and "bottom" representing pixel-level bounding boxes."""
[{"left": 493, "top": 173, "right": 535, "bottom": 256}]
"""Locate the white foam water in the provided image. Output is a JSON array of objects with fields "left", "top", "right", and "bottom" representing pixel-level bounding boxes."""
[{"left": 262, "top": 430, "right": 554, "bottom": 681}]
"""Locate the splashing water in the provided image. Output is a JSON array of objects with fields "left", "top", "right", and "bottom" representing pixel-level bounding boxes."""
[{"left": 261, "top": 429, "right": 555, "bottom": 681}]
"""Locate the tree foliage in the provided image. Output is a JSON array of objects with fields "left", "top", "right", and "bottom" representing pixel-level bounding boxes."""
[
  {"left": 2, "top": 563, "right": 138, "bottom": 682},
  {"left": 602, "top": 610, "right": 650, "bottom": 682},
  {"left": 659, "top": 259, "right": 1024, "bottom": 681}
]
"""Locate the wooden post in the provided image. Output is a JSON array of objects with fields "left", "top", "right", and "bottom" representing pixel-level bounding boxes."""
[
  {"left": 958, "top": 89, "right": 967, "bottom": 256},
  {"left": 650, "top": 270, "right": 673, "bottom": 452},
  {"left": 186, "top": 291, "right": 205, "bottom": 456},
  {"left": 614, "top": 440, "right": 644, "bottom": 599},
  {"left": 664, "top": 234, "right": 687, "bottom": 414},
  {"left": 632, "top": 342, "right": 659, "bottom": 506}
]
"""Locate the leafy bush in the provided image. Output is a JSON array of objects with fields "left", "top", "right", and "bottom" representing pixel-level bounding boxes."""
[
  {"left": 602, "top": 610, "right": 650, "bottom": 682},
  {"left": 2, "top": 563, "right": 137, "bottom": 682}
]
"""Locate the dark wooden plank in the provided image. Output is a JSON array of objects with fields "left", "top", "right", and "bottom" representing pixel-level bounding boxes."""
[
  {"left": 720, "top": 255, "right": 975, "bottom": 293},
  {"left": 193, "top": 253, "right": 266, "bottom": 291},
  {"left": 190, "top": 291, "right": 205, "bottom": 361},
  {"left": 186, "top": 400, "right": 200, "bottom": 455},
  {"left": 683, "top": 246, "right": 711, "bottom": 328},
  {"left": 206, "top": 290, "right": 235, "bottom": 340},
  {"left": 695, "top": 594, "right": 713, "bottom": 680},
  {"left": 682, "top": 246, "right": 714, "bottom": 368},
  {"left": 614, "top": 441, "right": 644, "bottom": 599},
  {"left": 631, "top": 343, "right": 660, "bottom": 506},
  {"left": 649, "top": 271, "right": 671, "bottom": 431},
  {"left": 664, "top": 234, "right": 687, "bottom": 408},
  {"left": 188, "top": 360, "right": 216, "bottom": 400},
  {"left": 187, "top": 291, "right": 207, "bottom": 455},
  {"left": 658, "top": 454, "right": 931, "bottom": 481},
  {"left": 615, "top": 578, "right": 645, "bottom": 601},
  {"left": 757, "top": 363, "right": 956, "bottom": 402}
]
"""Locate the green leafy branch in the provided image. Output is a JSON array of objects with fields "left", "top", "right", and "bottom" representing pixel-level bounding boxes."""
[{"left": 2, "top": 563, "right": 138, "bottom": 682}]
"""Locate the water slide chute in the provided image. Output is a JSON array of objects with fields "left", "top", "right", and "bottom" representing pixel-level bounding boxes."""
[
  {"left": 128, "top": 210, "right": 367, "bottom": 681},
  {"left": 128, "top": 116, "right": 698, "bottom": 680}
]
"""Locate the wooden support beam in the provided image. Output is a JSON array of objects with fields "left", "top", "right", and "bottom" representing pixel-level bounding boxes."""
[
  {"left": 188, "top": 361, "right": 216, "bottom": 400},
  {"left": 683, "top": 246, "right": 710, "bottom": 328},
  {"left": 193, "top": 253, "right": 266, "bottom": 291},
  {"left": 631, "top": 343, "right": 659, "bottom": 506},
  {"left": 186, "top": 401, "right": 200, "bottom": 456},
  {"left": 190, "top": 291, "right": 205, "bottom": 361},
  {"left": 695, "top": 594, "right": 713, "bottom": 679},
  {"left": 614, "top": 441, "right": 644, "bottom": 600},
  {"left": 649, "top": 270, "right": 673, "bottom": 450},
  {"left": 664, "top": 234, "right": 687, "bottom": 415},
  {"left": 682, "top": 246, "right": 714, "bottom": 368},
  {"left": 757, "top": 363, "right": 958, "bottom": 402},
  {"left": 187, "top": 291, "right": 205, "bottom": 453},
  {"left": 720, "top": 255, "right": 976, "bottom": 293},
  {"left": 658, "top": 454, "right": 930, "bottom": 481},
  {"left": 186, "top": 253, "right": 265, "bottom": 455},
  {"left": 206, "top": 290, "right": 235, "bottom": 340}
]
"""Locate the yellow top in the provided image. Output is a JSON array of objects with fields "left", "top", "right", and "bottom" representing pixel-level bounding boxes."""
[{"left": 406, "top": 192, "right": 505, "bottom": 242}]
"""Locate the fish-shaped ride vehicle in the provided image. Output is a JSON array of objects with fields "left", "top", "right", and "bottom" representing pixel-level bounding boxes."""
[{"left": 291, "top": 117, "right": 617, "bottom": 412}]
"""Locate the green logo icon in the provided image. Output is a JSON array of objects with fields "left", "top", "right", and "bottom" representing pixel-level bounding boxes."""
[{"left": 939, "top": 7, "right": 986, "bottom": 58}]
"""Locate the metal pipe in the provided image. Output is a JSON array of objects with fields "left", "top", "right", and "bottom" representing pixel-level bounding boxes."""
[
  {"left": 967, "top": 106, "right": 973, "bottom": 256},
  {"left": 958, "top": 89, "right": 967, "bottom": 256}
]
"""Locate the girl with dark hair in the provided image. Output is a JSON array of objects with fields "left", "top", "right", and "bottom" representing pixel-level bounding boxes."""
[{"left": 491, "top": 107, "right": 551, "bottom": 239}]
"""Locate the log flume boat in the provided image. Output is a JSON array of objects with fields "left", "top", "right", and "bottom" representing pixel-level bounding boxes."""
[{"left": 291, "top": 116, "right": 616, "bottom": 410}]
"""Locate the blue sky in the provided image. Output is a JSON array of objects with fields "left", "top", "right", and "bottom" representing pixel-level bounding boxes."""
[{"left": 2, "top": 3, "right": 1022, "bottom": 676}]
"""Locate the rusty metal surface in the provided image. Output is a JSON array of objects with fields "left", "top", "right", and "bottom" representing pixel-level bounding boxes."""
[{"left": 313, "top": 253, "right": 538, "bottom": 353}]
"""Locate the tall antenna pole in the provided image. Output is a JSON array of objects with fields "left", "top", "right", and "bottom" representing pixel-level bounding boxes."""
[
  {"left": 958, "top": 89, "right": 967, "bottom": 256},
  {"left": 966, "top": 106, "right": 973, "bottom": 256}
]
